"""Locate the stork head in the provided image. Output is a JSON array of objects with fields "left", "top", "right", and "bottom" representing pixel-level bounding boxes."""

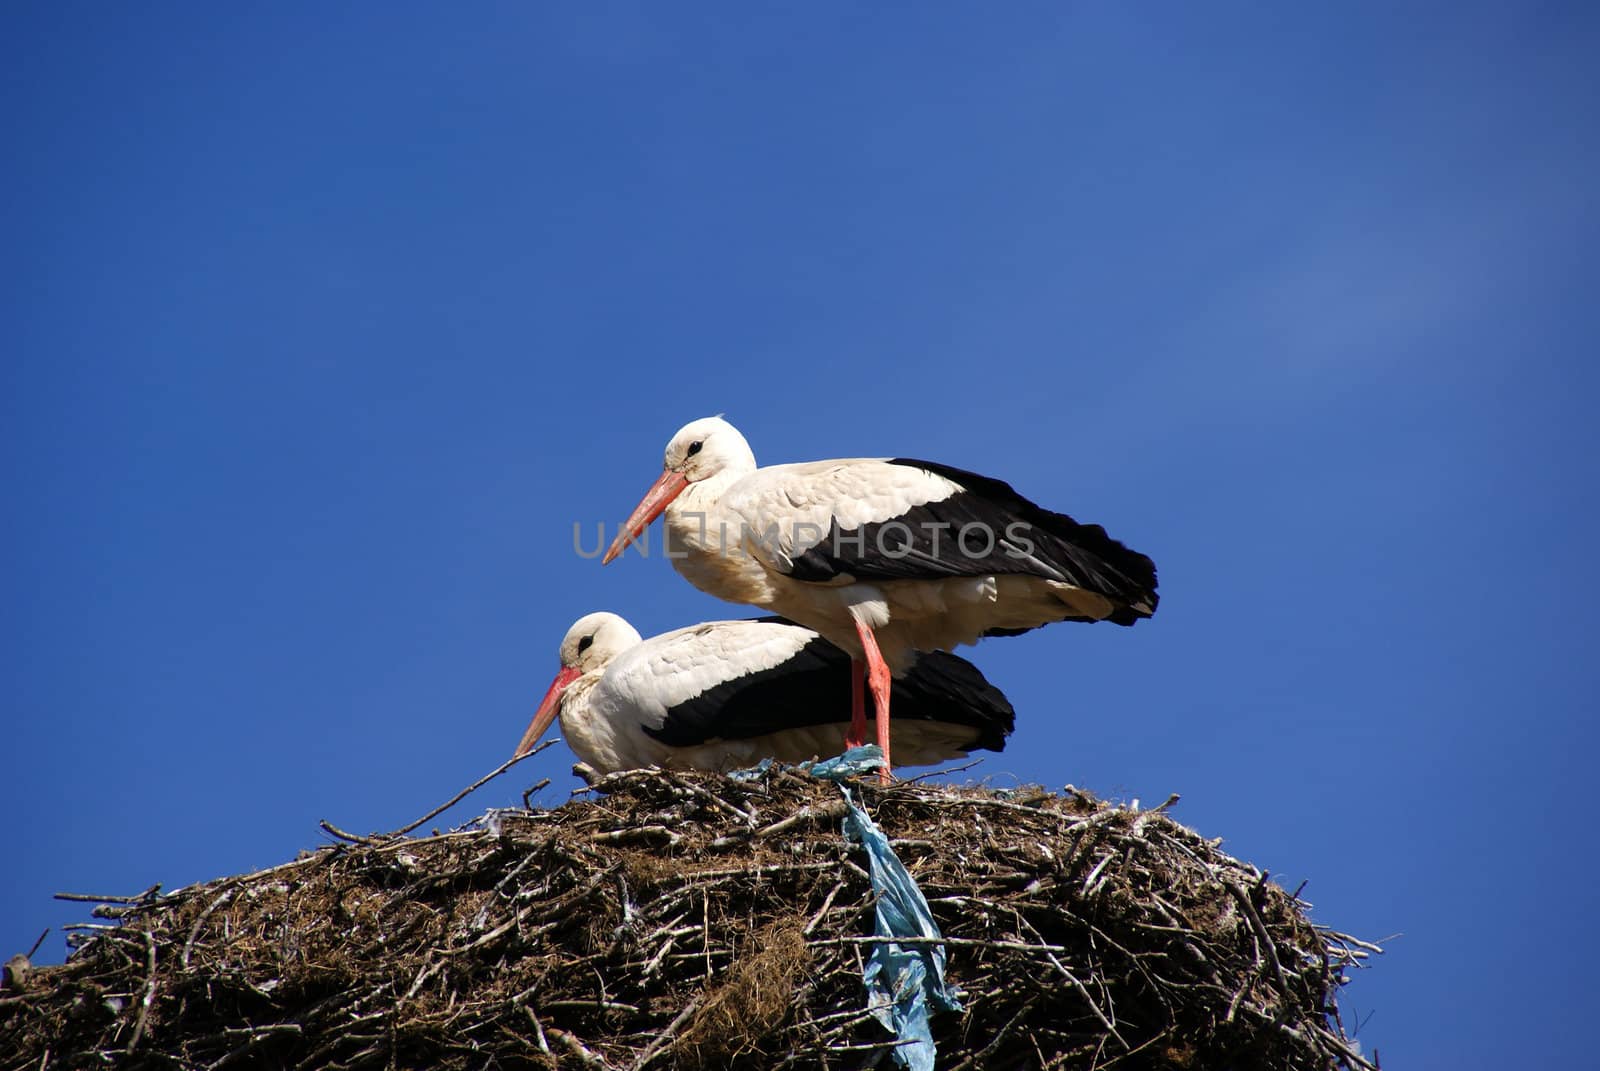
[
  {"left": 662, "top": 416, "right": 755, "bottom": 482},
  {"left": 513, "top": 612, "right": 643, "bottom": 758},
  {"left": 602, "top": 416, "right": 757, "bottom": 564}
]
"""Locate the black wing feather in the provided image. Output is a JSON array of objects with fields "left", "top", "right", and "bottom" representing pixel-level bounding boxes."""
[
  {"left": 643, "top": 626, "right": 1014, "bottom": 751},
  {"left": 786, "top": 458, "right": 1158, "bottom": 625}
]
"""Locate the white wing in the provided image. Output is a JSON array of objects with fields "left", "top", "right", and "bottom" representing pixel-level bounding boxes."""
[
  {"left": 721, "top": 459, "right": 963, "bottom": 574},
  {"left": 592, "top": 618, "right": 817, "bottom": 730}
]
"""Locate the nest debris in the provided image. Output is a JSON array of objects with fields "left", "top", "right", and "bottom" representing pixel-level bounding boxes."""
[{"left": 2, "top": 763, "right": 1382, "bottom": 1070}]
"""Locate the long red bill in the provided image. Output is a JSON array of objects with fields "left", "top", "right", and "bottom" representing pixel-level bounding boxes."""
[
  {"left": 514, "top": 666, "right": 582, "bottom": 758},
  {"left": 601, "top": 470, "right": 688, "bottom": 564}
]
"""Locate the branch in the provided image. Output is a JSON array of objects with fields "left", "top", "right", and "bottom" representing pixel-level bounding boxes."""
[{"left": 390, "top": 741, "right": 556, "bottom": 838}]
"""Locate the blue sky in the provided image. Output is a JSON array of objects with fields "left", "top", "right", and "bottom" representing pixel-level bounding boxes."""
[{"left": 4, "top": 4, "right": 1596, "bottom": 1066}]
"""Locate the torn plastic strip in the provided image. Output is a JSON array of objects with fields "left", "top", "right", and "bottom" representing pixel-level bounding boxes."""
[{"left": 810, "top": 746, "right": 963, "bottom": 1070}]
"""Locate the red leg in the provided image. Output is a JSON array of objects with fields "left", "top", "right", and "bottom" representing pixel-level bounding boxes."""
[
  {"left": 852, "top": 619, "right": 895, "bottom": 785},
  {"left": 847, "top": 657, "right": 867, "bottom": 748}
]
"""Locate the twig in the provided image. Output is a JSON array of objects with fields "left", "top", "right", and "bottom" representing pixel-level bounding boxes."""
[
  {"left": 521, "top": 778, "right": 552, "bottom": 809},
  {"left": 1227, "top": 882, "right": 1290, "bottom": 992},
  {"left": 53, "top": 885, "right": 162, "bottom": 905},
  {"left": 1044, "top": 952, "right": 1128, "bottom": 1050},
  {"left": 1322, "top": 929, "right": 1390, "bottom": 955},
  {"left": 663, "top": 770, "right": 756, "bottom": 822},
  {"left": 390, "top": 741, "right": 556, "bottom": 839},
  {"left": 803, "top": 880, "right": 850, "bottom": 937},
  {"left": 548, "top": 1027, "right": 617, "bottom": 1068},
  {"left": 540, "top": 999, "right": 640, "bottom": 1014},
  {"left": 318, "top": 820, "right": 372, "bottom": 845},
  {"left": 402, "top": 958, "right": 445, "bottom": 1001},
  {"left": 652, "top": 859, "right": 839, "bottom": 885},
  {"left": 520, "top": 1005, "right": 551, "bottom": 1054},
  {"left": 813, "top": 935, "right": 1065, "bottom": 953},
  {"left": 701, "top": 890, "right": 711, "bottom": 979},
  {"left": 819, "top": 1038, "right": 919, "bottom": 1054},
  {"left": 206, "top": 1024, "right": 303, "bottom": 1070},
  {"left": 640, "top": 933, "right": 679, "bottom": 977},
  {"left": 1081, "top": 851, "right": 1116, "bottom": 895},
  {"left": 590, "top": 825, "right": 682, "bottom": 848},
  {"left": 627, "top": 996, "right": 701, "bottom": 1070},
  {"left": 899, "top": 758, "right": 982, "bottom": 784},
  {"left": 711, "top": 801, "right": 847, "bottom": 849},
  {"left": 444, "top": 908, "right": 532, "bottom": 955},
  {"left": 125, "top": 929, "right": 158, "bottom": 1052},
  {"left": 946, "top": 994, "right": 1039, "bottom": 1071},
  {"left": 181, "top": 889, "right": 235, "bottom": 969}
]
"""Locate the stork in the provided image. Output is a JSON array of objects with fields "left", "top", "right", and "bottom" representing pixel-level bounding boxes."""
[
  {"left": 600, "top": 416, "right": 1157, "bottom": 779},
  {"left": 513, "top": 612, "right": 1014, "bottom": 773}
]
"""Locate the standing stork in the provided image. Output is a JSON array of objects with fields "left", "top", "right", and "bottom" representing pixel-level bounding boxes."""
[
  {"left": 599, "top": 416, "right": 1157, "bottom": 778},
  {"left": 514, "top": 612, "right": 1014, "bottom": 773}
]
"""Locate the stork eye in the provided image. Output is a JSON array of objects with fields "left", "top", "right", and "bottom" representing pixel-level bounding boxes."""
[
  {"left": 576, "top": 635, "right": 593, "bottom": 654},
  {"left": 686, "top": 440, "right": 703, "bottom": 457}
]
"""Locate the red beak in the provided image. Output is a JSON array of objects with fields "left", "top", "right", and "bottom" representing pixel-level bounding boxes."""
[
  {"left": 514, "top": 666, "right": 582, "bottom": 758},
  {"left": 602, "top": 470, "right": 689, "bottom": 564}
]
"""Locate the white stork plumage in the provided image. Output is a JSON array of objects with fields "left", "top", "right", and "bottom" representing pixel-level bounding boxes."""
[
  {"left": 599, "top": 416, "right": 1158, "bottom": 778},
  {"left": 513, "top": 612, "right": 1014, "bottom": 773}
]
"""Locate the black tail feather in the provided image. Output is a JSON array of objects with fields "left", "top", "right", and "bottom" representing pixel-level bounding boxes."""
[
  {"left": 895, "top": 458, "right": 1159, "bottom": 621},
  {"left": 891, "top": 648, "right": 1016, "bottom": 752}
]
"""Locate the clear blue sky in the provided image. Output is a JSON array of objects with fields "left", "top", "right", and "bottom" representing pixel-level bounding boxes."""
[{"left": 4, "top": 4, "right": 1595, "bottom": 1067}]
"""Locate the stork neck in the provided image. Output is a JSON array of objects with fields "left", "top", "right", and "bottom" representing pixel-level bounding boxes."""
[
  {"left": 556, "top": 671, "right": 605, "bottom": 736},
  {"left": 664, "top": 470, "right": 743, "bottom": 554}
]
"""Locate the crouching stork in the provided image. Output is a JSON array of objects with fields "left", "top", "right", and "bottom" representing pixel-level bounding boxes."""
[{"left": 514, "top": 612, "right": 1013, "bottom": 774}]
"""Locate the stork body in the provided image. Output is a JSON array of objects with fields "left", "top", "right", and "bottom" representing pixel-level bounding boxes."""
[
  {"left": 602, "top": 417, "right": 1158, "bottom": 776},
  {"left": 515, "top": 612, "right": 1014, "bottom": 774}
]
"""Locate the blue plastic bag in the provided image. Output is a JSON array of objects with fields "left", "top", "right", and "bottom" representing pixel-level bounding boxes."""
[{"left": 808, "top": 746, "right": 963, "bottom": 1070}]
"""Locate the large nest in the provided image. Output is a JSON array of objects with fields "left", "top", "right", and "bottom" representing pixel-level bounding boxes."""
[{"left": 2, "top": 764, "right": 1381, "bottom": 1070}]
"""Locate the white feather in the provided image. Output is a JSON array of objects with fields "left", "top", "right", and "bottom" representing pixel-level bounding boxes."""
[
  {"left": 548, "top": 613, "right": 988, "bottom": 773},
  {"left": 649, "top": 416, "right": 1114, "bottom": 671}
]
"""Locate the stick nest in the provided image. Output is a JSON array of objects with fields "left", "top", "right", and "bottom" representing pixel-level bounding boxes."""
[{"left": 2, "top": 767, "right": 1380, "bottom": 1070}]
